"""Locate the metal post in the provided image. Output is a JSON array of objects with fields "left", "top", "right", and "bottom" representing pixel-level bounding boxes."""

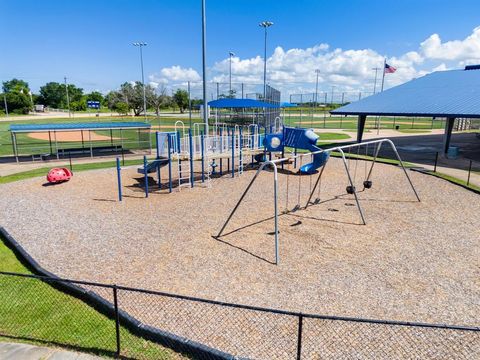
[
  {"left": 89, "top": 130, "right": 93, "bottom": 158},
  {"left": 217, "top": 161, "right": 280, "bottom": 264},
  {"left": 116, "top": 158, "right": 122, "bottom": 202},
  {"left": 434, "top": 152, "right": 439, "bottom": 172},
  {"left": 467, "top": 160, "right": 472, "bottom": 186},
  {"left": 11, "top": 132, "right": 18, "bottom": 163},
  {"left": 189, "top": 129, "right": 194, "bottom": 187},
  {"left": 231, "top": 128, "right": 235, "bottom": 178},
  {"left": 385, "top": 139, "right": 421, "bottom": 201},
  {"left": 296, "top": 315, "right": 303, "bottom": 360},
  {"left": 69, "top": 152, "right": 72, "bottom": 172},
  {"left": 167, "top": 134, "right": 173, "bottom": 193},
  {"left": 112, "top": 286, "right": 121, "bottom": 357},
  {"left": 201, "top": 130, "right": 205, "bottom": 182},
  {"left": 201, "top": 0, "right": 208, "bottom": 136},
  {"left": 133, "top": 42, "right": 148, "bottom": 121},
  {"left": 64, "top": 76, "right": 71, "bottom": 118},
  {"left": 143, "top": 155, "right": 149, "bottom": 197},
  {"left": 188, "top": 81, "right": 192, "bottom": 129},
  {"left": 54, "top": 130, "right": 59, "bottom": 159},
  {"left": 338, "top": 148, "right": 366, "bottom": 225}
]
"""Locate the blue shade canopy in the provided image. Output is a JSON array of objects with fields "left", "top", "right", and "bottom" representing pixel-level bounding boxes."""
[
  {"left": 10, "top": 122, "right": 151, "bottom": 133},
  {"left": 280, "top": 102, "right": 298, "bottom": 108},
  {"left": 331, "top": 67, "right": 480, "bottom": 118},
  {"left": 208, "top": 98, "right": 280, "bottom": 108}
]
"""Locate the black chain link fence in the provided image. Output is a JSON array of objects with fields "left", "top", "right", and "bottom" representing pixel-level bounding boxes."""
[{"left": 0, "top": 271, "right": 479, "bottom": 359}]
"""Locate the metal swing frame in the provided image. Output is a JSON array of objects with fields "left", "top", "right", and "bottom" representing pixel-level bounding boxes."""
[{"left": 216, "top": 139, "right": 420, "bottom": 265}]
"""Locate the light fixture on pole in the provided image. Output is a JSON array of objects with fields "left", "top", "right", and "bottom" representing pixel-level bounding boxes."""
[
  {"left": 259, "top": 21, "right": 273, "bottom": 100},
  {"left": 133, "top": 42, "right": 148, "bottom": 120},
  {"left": 229, "top": 51, "right": 235, "bottom": 96}
]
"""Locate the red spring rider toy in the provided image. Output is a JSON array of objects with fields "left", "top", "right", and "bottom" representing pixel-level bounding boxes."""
[{"left": 47, "top": 168, "right": 73, "bottom": 184}]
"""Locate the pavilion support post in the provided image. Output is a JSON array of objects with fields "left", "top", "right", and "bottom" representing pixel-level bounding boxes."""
[
  {"left": 89, "top": 130, "right": 93, "bottom": 158},
  {"left": 443, "top": 117, "right": 455, "bottom": 154},
  {"left": 48, "top": 131, "right": 53, "bottom": 154},
  {"left": 357, "top": 114, "right": 367, "bottom": 143},
  {"left": 11, "top": 132, "right": 18, "bottom": 163},
  {"left": 54, "top": 131, "right": 59, "bottom": 159}
]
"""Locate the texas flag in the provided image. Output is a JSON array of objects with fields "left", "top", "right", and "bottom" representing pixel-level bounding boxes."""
[{"left": 384, "top": 63, "right": 397, "bottom": 74}]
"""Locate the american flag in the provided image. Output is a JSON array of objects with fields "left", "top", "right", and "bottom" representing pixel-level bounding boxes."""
[{"left": 384, "top": 63, "right": 397, "bottom": 73}]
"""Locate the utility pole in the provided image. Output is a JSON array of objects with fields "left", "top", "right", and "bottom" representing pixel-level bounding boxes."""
[{"left": 64, "top": 76, "right": 71, "bottom": 117}]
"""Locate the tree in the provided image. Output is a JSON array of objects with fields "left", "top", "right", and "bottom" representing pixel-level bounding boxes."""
[
  {"left": 114, "top": 102, "right": 130, "bottom": 115},
  {"left": 0, "top": 79, "right": 32, "bottom": 114},
  {"left": 105, "top": 82, "right": 154, "bottom": 116},
  {"left": 85, "top": 91, "right": 105, "bottom": 106},
  {"left": 38, "top": 82, "right": 83, "bottom": 109},
  {"left": 2, "top": 78, "right": 30, "bottom": 93},
  {"left": 173, "top": 89, "right": 189, "bottom": 113},
  {"left": 148, "top": 86, "right": 172, "bottom": 116}
]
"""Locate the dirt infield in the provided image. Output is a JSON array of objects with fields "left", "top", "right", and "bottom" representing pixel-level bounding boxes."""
[{"left": 27, "top": 131, "right": 119, "bottom": 142}]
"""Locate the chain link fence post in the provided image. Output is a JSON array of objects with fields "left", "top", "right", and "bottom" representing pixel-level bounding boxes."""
[
  {"left": 113, "top": 285, "right": 121, "bottom": 358},
  {"left": 296, "top": 314, "right": 303, "bottom": 360}
]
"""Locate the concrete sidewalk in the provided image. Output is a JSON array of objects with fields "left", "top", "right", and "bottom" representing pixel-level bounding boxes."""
[{"left": 0, "top": 342, "right": 102, "bottom": 359}]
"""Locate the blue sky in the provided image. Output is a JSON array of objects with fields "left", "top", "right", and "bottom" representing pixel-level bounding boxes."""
[{"left": 2, "top": 0, "right": 480, "bottom": 99}]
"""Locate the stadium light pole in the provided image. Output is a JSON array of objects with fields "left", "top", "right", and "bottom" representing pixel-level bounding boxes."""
[
  {"left": 201, "top": 0, "right": 208, "bottom": 134},
  {"left": 259, "top": 21, "right": 273, "bottom": 100},
  {"left": 64, "top": 76, "right": 71, "bottom": 118},
  {"left": 315, "top": 69, "right": 320, "bottom": 106},
  {"left": 229, "top": 51, "right": 235, "bottom": 96},
  {"left": 133, "top": 42, "right": 148, "bottom": 121}
]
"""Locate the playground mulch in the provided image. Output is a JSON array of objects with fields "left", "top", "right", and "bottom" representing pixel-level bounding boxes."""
[{"left": 0, "top": 158, "right": 479, "bottom": 356}]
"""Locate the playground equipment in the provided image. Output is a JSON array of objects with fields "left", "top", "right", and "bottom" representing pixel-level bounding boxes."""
[
  {"left": 46, "top": 167, "right": 73, "bottom": 183},
  {"left": 115, "top": 121, "right": 272, "bottom": 200},
  {"left": 217, "top": 139, "right": 420, "bottom": 265},
  {"left": 264, "top": 127, "right": 330, "bottom": 174}
]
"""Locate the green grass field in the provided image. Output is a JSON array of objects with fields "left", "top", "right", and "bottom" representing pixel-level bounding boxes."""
[{"left": 0, "top": 237, "right": 181, "bottom": 359}]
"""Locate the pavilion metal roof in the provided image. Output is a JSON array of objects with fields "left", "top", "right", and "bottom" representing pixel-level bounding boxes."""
[
  {"left": 10, "top": 122, "right": 151, "bottom": 133},
  {"left": 331, "top": 68, "right": 480, "bottom": 118}
]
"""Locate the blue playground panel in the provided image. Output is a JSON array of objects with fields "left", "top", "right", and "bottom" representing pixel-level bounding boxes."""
[{"left": 263, "top": 127, "right": 329, "bottom": 174}]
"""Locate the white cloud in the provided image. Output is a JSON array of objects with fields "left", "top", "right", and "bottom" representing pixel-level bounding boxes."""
[
  {"left": 147, "top": 26, "right": 480, "bottom": 100},
  {"left": 149, "top": 65, "right": 201, "bottom": 85},
  {"left": 420, "top": 26, "right": 480, "bottom": 61}
]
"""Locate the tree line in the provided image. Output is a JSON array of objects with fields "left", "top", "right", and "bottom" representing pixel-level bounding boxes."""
[{"left": 0, "top": 78, "right": 197, "bottom": 115}]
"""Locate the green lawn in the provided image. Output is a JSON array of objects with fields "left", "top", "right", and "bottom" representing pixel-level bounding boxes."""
[
  {"left": 317, "top": 132, "right": 351, "bottom": 141},
  {"left": 0, "top": 237, "right": 182, "bottom": 359}
]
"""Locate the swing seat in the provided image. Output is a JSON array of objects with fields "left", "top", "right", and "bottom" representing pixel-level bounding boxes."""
[
  {"left": 363, "top": 180, "right": 373, "bottom": 189},
  {"left": 346, "top": 185, "right": 356, "bottom": 194}
]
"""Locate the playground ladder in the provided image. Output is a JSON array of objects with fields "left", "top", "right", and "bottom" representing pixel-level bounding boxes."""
[{"left": 177, "top": 151, "right": 191, "bottom": 190}]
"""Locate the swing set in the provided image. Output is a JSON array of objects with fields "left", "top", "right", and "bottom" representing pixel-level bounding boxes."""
[{"left": 216, "top": 138, "right": 420, "bottom": 265}]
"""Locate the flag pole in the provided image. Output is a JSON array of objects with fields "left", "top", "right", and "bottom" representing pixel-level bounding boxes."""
[
  {"left": 380, "top": 58, "right": 386, "bottom": 92},
  {"left": 377, "top": 58, "right": 387, "bottom": 135}
]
